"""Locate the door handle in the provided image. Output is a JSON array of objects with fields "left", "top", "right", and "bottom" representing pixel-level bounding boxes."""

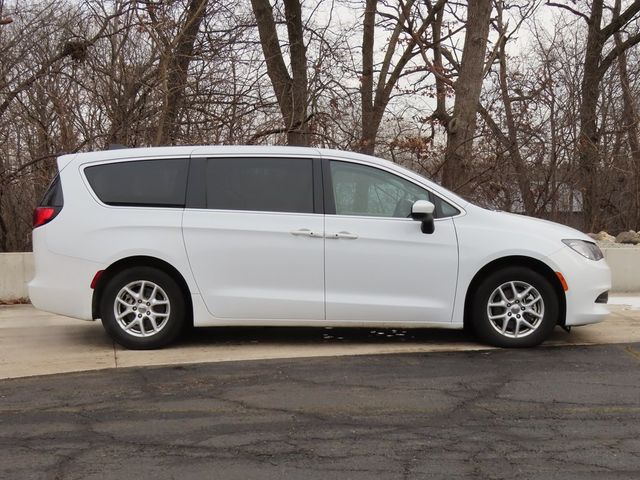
[
  {"left": 290, "top": 228, "right": 319, "bottom": 237},
  {"left": 327, "top": 231, "right": 359, "bottom": 240}
]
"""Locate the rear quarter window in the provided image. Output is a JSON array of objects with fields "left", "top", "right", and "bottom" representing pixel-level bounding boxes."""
[
  {"left": 40, "top": 174, "right": 64, "bottom": 207},
  {"left": 84, "top": 159, "right": 189, "bottom": 207}
]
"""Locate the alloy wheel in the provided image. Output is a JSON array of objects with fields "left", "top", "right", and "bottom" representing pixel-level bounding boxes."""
[{"left": 486, "top": 280, "right": 545, "bottom": 339}]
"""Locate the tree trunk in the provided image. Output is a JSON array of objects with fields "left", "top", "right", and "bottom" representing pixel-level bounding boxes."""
[
  {"left": 577, "top": 0, "right": 606, "bottom": 231},
  {"left": 155, "top": 0, "right": 208, "bottom": 146},
  {"left": 441, "top": 0, "right": 492, "bottom": 195},
  {"left": 360, "top": 0, "right": 378, "bottom": 155},
  {"left": 251, "top": 0, "right": 309, "bottom": 146}
]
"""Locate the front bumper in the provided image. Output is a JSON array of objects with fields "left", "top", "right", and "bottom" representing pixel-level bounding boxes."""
[{"left": 546, "top": 246, "right": 611, "bottom": 326}]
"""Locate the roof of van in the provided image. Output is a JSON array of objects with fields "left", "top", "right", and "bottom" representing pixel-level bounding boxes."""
[{"left": 57, "top": 145, "right": 385, "bottom": 170}]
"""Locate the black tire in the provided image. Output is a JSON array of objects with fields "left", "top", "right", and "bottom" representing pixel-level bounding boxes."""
[
  {"left": 471, "top": 266, "right": 559, "bottom": 348},
  {"left": 100, "top": 266, "right": 185, "bottom": 349}
]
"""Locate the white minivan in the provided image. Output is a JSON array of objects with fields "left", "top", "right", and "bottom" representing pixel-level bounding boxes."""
[{"left": 29, "top": 146, "right": 611, "bottom": 349}]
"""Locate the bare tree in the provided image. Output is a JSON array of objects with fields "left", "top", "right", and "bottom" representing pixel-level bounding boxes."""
[
  {"left": 440, "top": 0, "right": 492, "bottom": 194},
  {"left": 613, "top": 0, "right": 640, "bottom": 227},
  {"left": 548, "top": 0, "right": 640, "bottom": 229},
  {"left": 359, "top": 0, "right": 447, "bottom": 155}
]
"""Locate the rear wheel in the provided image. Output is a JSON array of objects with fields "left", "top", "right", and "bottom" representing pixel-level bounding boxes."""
[
  {"left": 471, "top": 267, "right": 559, "bottom": 347},
  {"left": 100, "top": 267, "right": 185, "bottom": 349}
]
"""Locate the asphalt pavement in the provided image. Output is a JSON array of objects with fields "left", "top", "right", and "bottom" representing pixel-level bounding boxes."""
[{"left": 2, "top": 343, "right": 640, "bottom": 479}]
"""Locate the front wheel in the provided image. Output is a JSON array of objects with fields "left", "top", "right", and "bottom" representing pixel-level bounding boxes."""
[
  {"left": 471, "top": 267, "right": 559, "bottom": 347},
  {"left": 100, "top": 267, "right": 185, "bottom": 349}
]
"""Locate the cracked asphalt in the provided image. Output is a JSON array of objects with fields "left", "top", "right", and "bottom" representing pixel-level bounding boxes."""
[{"left": 1, "top": 343, "right": 640, "bottom": 479}]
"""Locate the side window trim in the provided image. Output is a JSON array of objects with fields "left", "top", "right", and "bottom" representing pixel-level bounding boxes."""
[{"left": 322, "top": 158, "right": 461, "bottom": 219}]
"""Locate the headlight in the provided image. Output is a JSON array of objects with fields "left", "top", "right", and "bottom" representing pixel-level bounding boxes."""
[{"left": 562, "top": 239, "right": 604, "bottom": 261}]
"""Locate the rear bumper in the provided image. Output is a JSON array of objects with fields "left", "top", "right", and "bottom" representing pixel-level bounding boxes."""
[
  {"left": 28, "top": 232, "right": 100, "bottom": 320},
  {"left": 546, "top": 246, "right": 611, "bottom": 327}
]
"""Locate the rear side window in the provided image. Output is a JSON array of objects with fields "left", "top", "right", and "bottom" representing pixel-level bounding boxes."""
[
  {"left": 206, "top": 157, "right": 314, "bottom": 213},
  {"left": 40, "top": 174, "right": 64, "bottom": 207},
  {"left": 85, "top": 159, "right": 189, "bottom": 207}
]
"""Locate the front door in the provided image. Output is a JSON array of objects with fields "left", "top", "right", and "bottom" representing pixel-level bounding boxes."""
[{"left": 323, "top": 159, "right": 459, "bottom": 324}]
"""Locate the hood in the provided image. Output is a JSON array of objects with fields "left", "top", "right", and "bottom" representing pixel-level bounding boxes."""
[
  {"left": 490, "top": 210, "right": 593, "bottom": 242},
  {"left": 453, "top": 205, "right": 596, "bottom": 259}
]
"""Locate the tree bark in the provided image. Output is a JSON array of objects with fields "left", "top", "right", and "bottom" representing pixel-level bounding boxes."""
[
  {"left": 250, "top": 0, "right": 309, "bottom": 146},
  {"left": 577, "top": 0, "right": 606, "bottom": 231},
  {"left": 441, "top": 0, "right": 492, "bottom": 195},
  {"left": 155, "top": 0, "right": 208, "bottom": 146}
]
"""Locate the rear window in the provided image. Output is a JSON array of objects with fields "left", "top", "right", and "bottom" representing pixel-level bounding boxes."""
[
  {"left": 40, "top": 174, "right": 64, "bottom": 207},
  {"left": 85, "top": 159, "right": 189, "bottom": 207}
]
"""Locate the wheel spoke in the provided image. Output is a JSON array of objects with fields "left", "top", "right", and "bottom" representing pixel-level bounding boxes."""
[
  {"left": 501, "top": 317, "right": 510, "bottom": 333},
  {"left": 520, "top": 318, "right": 535, "bottom": 329},
  {"left": 525, "top": 309, "right": 543, "bottom": 319},
  {"left": 116, "top": 308, "right": 133, "bottom": 320},
  {"left": 517, "top": 285, "right": 533, "bottom": 299},
  {"left": 514, "top": 319, "right": 521, "bottom": 337},
  {"left": 124, "top": 319, "right": 140, "bottom": 331},
  {"left": 523, "top": 294, "right": 542, "bottom": 307},
  {"left": 497, "top": 287, "right": 510, "bottom": 303},
  {"left": 124, "top": 287, "right": 138, "bottom": 298},
  {"left": 149, "top": 317, "right": 158, "bottom": 331},
  {"left": 148, "top": 284, "right": 158, "bottom": 302},
  {"left": 116, "top": 297, "right": 133, "bottom": 307}
]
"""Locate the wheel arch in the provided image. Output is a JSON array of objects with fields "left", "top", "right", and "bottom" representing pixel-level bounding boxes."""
[
  {"left": 92, "top": 255, "right": 193, "bottom": 325},
  {"left": 463, "top": 255, "right": 566, "bottom": 329}
]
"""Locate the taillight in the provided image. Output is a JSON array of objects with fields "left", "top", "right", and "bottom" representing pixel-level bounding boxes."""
[{"left": 33, "top": 207, "right": 60, "bottom": 228}]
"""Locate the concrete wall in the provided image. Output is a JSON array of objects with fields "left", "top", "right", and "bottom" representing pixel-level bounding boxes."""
[
  {"left": 0, "top": 253, "right": 34, "bottom": 301},
  {"left": 1, "top": 250, "right": 639, "bottom": 302},
  {"left": 603, "top": 249, "right": 640, "bottom": 292}
]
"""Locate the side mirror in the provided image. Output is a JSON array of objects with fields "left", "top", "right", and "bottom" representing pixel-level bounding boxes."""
[{"left": 411, "top": 200, "right": 435, "bottom": 234}]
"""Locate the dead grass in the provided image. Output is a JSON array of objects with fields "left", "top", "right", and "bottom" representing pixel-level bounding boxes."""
[{"left": 0, "top": 298, "right": 30, "bottom": 305}]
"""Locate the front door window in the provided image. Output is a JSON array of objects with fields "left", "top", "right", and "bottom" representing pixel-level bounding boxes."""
[{"left": 330, "top": 161, "right": 430, "bottom": 218}]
